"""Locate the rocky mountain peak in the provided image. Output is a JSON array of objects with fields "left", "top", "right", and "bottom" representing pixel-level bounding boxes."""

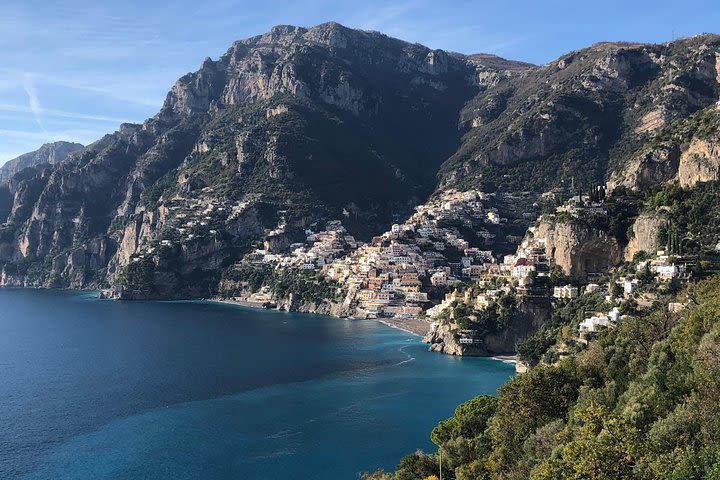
[
  {"left": 0, "top": 141, "right": 84, "bottom": 182},
  {"left": 2, "top": 24, "right": 719, "bottom": 298}
]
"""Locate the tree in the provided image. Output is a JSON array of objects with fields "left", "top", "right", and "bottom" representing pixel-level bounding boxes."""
[
  {"left": 531, "top": 403, "right": 641, "bottom": 480},
  {"left": 550, "top": 265, "right": 570, "bottom": 286},
  {"left": 431, "top": 395, "right": 498, "bottom": 446},
  {"left": 395, "top": 452, "right": 438, "bottom": 480},
  {"left": 486, "top": 361, "right": 581, "bottom": 477}
]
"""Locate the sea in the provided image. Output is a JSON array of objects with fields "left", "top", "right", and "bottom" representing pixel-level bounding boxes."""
[{"left": 0, "top": 288, "right": 514, "bottom": 479}]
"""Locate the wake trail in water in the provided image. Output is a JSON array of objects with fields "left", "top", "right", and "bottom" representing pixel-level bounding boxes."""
[{"left": 393, "top": 344, "right": 416, "bottom": 366}]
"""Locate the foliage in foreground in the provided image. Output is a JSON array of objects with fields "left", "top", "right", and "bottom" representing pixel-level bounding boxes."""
[{"left": 367, "top": 275, "right": 720, "bottom": 479}]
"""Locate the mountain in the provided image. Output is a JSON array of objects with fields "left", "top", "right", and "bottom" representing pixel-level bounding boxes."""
[
  {"left": 0, "top": 22, "right": 718, "bottom": 301},
  {"left": 439, "top": 35, "right": 720, "bottom": 192},
  {"left": 0, "top": 141, "right": 84, "bottom": 182},
  {"left": 0, "top": 22, "right": 527, "bottom": 294}
]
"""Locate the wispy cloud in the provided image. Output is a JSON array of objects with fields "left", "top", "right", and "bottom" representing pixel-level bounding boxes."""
[
  {"left": 353, "top": 0, "right": 427, "bottom": 31},
  {"left": 0, "top": 103, "right": 133, "bottom": 124},
  {"left": 22, "top": 74, "right": 44, "bottom": 131},
  {"left": 0, "top": 128, "right": 104, "bottom": 143}
]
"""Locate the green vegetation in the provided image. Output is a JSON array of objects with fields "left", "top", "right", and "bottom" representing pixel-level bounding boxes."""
[
  {"left": 371, "top": 275, "right": 720, "bottom": 479},
  {"left": 646, "top": 181, "right": 720, "bottom": 256},
  {"left": 222, "top": 263, "right": 342, "bottom": 304},
  {"left": 449, "top": 291, "right": 518, "bottom": 337},
  {"left": 116, "top": 257, "right": 156, "bottom": 292},
  {"left": 516, "top": 292, "right": 608, "bottom": 365}
]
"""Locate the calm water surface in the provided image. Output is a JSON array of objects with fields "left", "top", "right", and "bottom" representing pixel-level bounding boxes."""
[{"left": 0, "top": 288, "right": 513, "bottom": 479}]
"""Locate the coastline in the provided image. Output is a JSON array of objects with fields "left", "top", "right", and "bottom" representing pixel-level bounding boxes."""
[
  {"left": 376, "top": 317, "right": 431, "bottom": 337},
  {"left": 208, "top": 297, "right": 513, "bottom": 364},
  {"left": 208, "top": 297, "right": 431, "bottom": 336},
  {"left": 490, "top": 355, "right": 518, "bottom": 364}
]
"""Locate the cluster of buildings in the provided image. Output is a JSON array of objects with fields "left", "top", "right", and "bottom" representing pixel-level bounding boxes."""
[
  {"left": 578, "top": 307, "right": 622, "bottom": 342},
  {"left": 425, "top": 229, "right": 553, "bottom": 322},
  {"left": 249, "top": 220, "right": 360, "bottom": 270},
  {"left": 225, "top": 189, "right": 509, "bottom": 319},
  {"left": 499, "top": 232, "right": 548, "bottom": 279},
  {"left": 636, "top": 251, "right": 690, "bottom": 282},
  {"left": 129, "top": 194, "right": 244, "bottom": 262},
  {"left": 323, "top": 190, "right": 503, "bottom": 318},
  {"left": 555, "top": 194, "right": 608, "bottom": 217}
]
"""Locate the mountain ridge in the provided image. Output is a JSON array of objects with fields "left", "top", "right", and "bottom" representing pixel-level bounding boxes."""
[
  {"left": 0, "top": 23, "right": 718, "bottom": 302},
  {"left": 0, "top": 141, "right": 84, "bottom": 182}
]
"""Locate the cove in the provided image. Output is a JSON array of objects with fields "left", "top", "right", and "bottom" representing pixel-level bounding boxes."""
[{"left": 0, "top": 288, "right": 513, "bottom": 479}]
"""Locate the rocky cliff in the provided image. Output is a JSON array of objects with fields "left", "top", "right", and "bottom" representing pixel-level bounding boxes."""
[
  {"left": 535, "top": 217, "right": 623, "bottom": 280},
  {"left": 440, "top": 35, "right": 720, "bottom": 192},
  {"left": 424, "top": 299, "right": 551, "bottom": 356},
  {"left": 0, "top": 141, "right": 84, "bottom": 182},
  {"left": 624, "top": 214, "right": 666, "bottom": 260},
  {"left": 0, "top": 24, "right": 719, "bottom": 300},
  {"left": 611, "top": 102, "right": 720, "bottom": 190}
]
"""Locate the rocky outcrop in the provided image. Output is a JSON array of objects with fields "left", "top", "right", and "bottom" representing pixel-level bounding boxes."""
[
  {"left": 276, "top": 293, "right": 351, "bottom": 317},
  {"left": 625, "top": 214, "right": 666, "bottom": 260},
  {"left": 611, "top": 103, "right": 720, "bottom": 191},
  {"left": 678, "top": 138, "right": 720, "bottom": 187},
  {"left": 0, "top": 141, "right": 84, "bottom": 182},
  {"left": 536, "top": 218, "right": 623, "bottom": 279},
  {"left": 441, "top": 35, "right": 720, "bottom": 192},
  {"left": 424, "top": 299, "right": 551, "bottom": 356},
  {"left": 612, "top": 144, "right": 681, "bottom": 191}
]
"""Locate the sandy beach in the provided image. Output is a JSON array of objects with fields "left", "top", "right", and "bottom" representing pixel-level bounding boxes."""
[
  {"left": 377, "top": 316, "right": 432, "bottom": 337},
  {"left": 210, "top": 298, "right": 432, "bottom": 336}
]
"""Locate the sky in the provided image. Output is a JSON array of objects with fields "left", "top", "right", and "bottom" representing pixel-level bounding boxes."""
[{"left": 1, "top": 0, "right": 719, "bottom": 164}]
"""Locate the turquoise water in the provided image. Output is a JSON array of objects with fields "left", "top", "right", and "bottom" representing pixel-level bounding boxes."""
[{"left": 0, "top": 288, "right": 513, "bottom": 479}]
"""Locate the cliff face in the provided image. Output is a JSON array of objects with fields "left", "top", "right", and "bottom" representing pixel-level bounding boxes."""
[
  {"left": 0, "top": 141, "right": 84, "bottom": 182},
  {"left": 624, "top": 214, "right": 666, "bottom": 260},
  {"left": 0, "top": 22, "right": 529, "bottom": 294},
  {"left": 424, "top": 299, "right": 551, "bottom": 356},
  {"left": 536, "top": 218, "right": 623, "bottom": 280},
  {"left": 439, "top": 36, "right": 720, "bottom": 193},
  {"left": 678, "top": 137, "right": 720, "bottom": 186},
  {"left": 611, "top": 102, "right": 720, "bottom": 191}
]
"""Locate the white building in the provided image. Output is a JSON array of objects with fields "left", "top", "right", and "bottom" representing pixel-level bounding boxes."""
[
  {"left": 553, "top": 285, "right": 579, "bottom": 300},
  {"left": 624, "top": 279, "right": 640, "bottom": 295},
  {"left": 405, "top": 292, "right": 429, "bottom": 303},
  {"left": 579, "top": 315, "right": 611, "bottom": 333}
]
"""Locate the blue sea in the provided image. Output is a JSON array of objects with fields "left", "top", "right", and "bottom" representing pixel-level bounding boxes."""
[{"left": 0, "top": 288, "right": 514, "bottom": 479}]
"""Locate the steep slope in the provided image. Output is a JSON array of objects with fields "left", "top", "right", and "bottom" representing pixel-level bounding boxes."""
[
  {"left": 0, "top": 22, "right": 527, "bottom": 293},
  {"left": 439, "top": 35, "right": 720, "bottom": 192},
  {"left": 611, "top": 101, "right": 720, "bottom": 190},
  {"left": 0, "top": 141, "right": 84, "bottom": 182},
  {"left": 1, "top": 25, "right": 719, "bottom": 299}
]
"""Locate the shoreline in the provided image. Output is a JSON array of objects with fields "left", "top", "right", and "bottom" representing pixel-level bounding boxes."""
[
  {"left": 208, "top": 297, "right": 514, "bottom": 364},
  {"left": 376, "top": 317, "right": 431, "bottom": 337},
  {"left": 17, "top": 288, "right": 513, "bottom": 362},
  {"left": 491, "top": 355, "right": 518, "bottom": 364},
  {"left": 209, "top": 297, "right": 432, "bottom": 337}
]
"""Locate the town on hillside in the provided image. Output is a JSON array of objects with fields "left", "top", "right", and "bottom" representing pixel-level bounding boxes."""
[{"left": 117, "top": 184, "right": 712, "bottom": 370}]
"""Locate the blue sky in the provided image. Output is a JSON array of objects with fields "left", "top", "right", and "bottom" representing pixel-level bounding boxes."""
[{"left": 1, "top": 0, "right": 719, "bottom": 163}]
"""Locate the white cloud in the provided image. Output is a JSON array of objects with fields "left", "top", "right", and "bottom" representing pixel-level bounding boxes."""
[
  {"left": 22, "top": 74, "right": 44, "bottom": 131},
  {"left": 0, "top": 103, "right": 133, "bottom": 124},
  {"left": 0, "top": 128, "right": 104, "bottom": 143}
]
